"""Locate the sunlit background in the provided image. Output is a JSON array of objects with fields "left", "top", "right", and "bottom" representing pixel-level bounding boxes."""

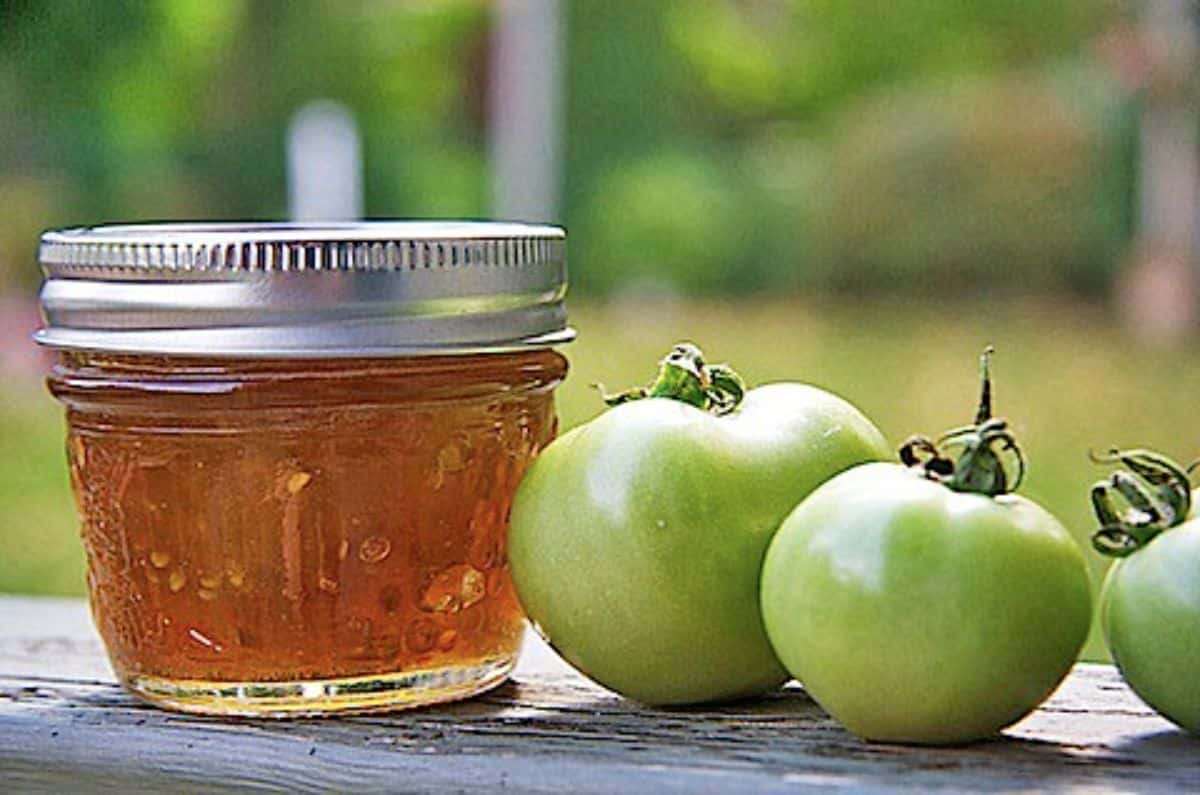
[{"left": 2, "top": 1, "right": 1199, "bottom": 659}]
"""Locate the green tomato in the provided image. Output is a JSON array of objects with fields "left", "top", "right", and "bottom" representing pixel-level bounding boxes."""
[
  {"left": 509, "top": 380, "right": 889, "bottom": 705},
  {"left": 1100, "top": 509, "right": 1200, "bottom": 734},
  {"left": 761, "top": 462, "right": 1093, "bottom": 744},
  {"left": 1086, "top": 450, "right": 1200, "bottom": 734}
]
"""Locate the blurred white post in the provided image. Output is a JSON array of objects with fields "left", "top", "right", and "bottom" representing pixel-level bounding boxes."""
[
  {"left": 1120, "top": 0, "right": 1199, "bottom": 342},
  {"left": 488, "top": 0, "right": 563, "bottom": 222},
  {"left": 287, "top": 101, "right": 363, "bottom": 222}
]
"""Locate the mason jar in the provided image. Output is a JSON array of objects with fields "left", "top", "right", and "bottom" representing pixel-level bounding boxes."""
[{"left": 35, "top": 222, "right": 572, "bottom": 716}]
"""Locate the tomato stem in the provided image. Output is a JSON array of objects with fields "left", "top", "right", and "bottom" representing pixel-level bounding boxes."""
[
  {"left": 1089, "top": 448, "right": 1192, "bottom": 557},
  {"left": 974, "top": 345, "right": 994, "bottom": 425},
  {"left": 597, "top": 343, "right": 746, "bottom": 416},
  {"left": 898, "top": 346, "right": 1025, "bottom": 497}
]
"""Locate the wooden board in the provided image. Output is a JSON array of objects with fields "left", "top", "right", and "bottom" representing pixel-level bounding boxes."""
[{"left": 1, "top": 596, "right": 1196, "bottom": 793}]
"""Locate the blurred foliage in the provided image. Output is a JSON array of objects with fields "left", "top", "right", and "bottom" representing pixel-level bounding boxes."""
[
  {"left": 0, "top": 0, "right": 490, "bottom": 288},
  {"left": 0, "top": 0, "right": 1133, "bottom": 295},
  {"left": 803, "top": 69, "right": 1131, "bottom": 294},
  {"left": 564, "top": 0, "right": 1133, "bottom": 295}
]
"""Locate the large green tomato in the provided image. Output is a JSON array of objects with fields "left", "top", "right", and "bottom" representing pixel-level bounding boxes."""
[
  {"left": 509, "top": 344, "right": 889, "bottom": 705},
  {"left": 761, "top": 463, "right": 1092, "bottom": 744},
  {"left": 1089, "top": 450, "right": 1200, "bottom": 734},
  {"left": 761, "top": 351, "right": 1092, "bottom": 744}
]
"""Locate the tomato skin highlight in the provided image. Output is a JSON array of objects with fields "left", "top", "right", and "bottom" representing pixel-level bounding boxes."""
[
  {"left": 508, "top": 383, "right": 889, "bottom": 705},
  {"left": 760, "top": 462, "right": 1092, "bottom": 745},
  {"left": 1101, "top": 513, "right": 1200, "bottom": 734}
]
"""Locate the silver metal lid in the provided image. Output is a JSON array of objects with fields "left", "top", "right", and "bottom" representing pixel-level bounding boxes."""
[{"left": 35, "top": 221, "right": 573, "bottom": 357}]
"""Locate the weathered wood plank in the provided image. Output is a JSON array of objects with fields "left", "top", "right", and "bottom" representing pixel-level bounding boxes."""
[
  {"left": 0, "top": 596, "right": 113, "bottom": 682},
  {"left": 1, "top": 596, "right": 1196, "bottom": 793}
]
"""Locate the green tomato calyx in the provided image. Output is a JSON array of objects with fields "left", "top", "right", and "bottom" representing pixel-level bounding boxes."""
[
  {"left": 597, "top": 342, "right": 746, "bottom": 416},
  {"left": 898, "top": 346, "right": 1025, "bottom": 497},
  {"left": 1089, "top": 448, "right": 1193, "bottom": 557}
]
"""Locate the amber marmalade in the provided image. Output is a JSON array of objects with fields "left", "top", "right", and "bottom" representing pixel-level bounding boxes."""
[{"left": 49, "top": 350, "right": 565, "bottom": 715}]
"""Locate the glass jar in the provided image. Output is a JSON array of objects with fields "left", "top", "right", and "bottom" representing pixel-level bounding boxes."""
[{"left": 36, "top": 223, "right": 573, "bottom": 716}]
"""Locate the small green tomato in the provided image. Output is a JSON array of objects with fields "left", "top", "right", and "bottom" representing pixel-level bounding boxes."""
[
  {"left": 760, "top": 349, "right": 1092, "bottom": 745},
  {"left": 1089, "top": 449, "right": 1200, "bottom": 734}
]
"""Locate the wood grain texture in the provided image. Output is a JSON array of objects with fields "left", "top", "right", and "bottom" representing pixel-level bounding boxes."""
[{"left": 1, "top": 596, "right": 1197, "bottom": 793}]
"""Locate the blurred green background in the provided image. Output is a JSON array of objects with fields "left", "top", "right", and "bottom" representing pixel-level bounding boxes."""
[{"left": 2, "top": 1, "right": 1199, "bottom": 662}]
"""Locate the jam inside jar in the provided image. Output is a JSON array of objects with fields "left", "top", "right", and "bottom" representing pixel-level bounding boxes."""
[{"left": 48, "top": 350, "right": 566, "bottom": 715}]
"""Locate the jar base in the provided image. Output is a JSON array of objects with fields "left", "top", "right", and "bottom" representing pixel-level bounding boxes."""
[{"left": 122, "top": 656, "right": 515, "bottom": 717}]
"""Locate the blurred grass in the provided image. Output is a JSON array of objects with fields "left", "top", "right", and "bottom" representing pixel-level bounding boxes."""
[
  {"left": 0, "top": 378, "right": 78, "bottom": 595},
  {"left": 7, "top": 296, "right": 1200, "bottom": 660}
]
